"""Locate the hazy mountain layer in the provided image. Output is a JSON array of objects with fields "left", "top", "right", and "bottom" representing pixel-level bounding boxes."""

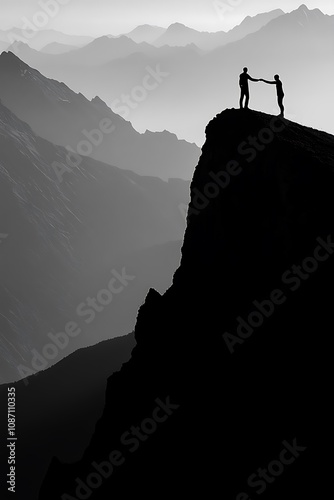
[
  {"left": 152, "top": 10, "right": 284, "bottom": 50},
  {"left": 41, "top": 42, "right": 76, "bottom": 54},
  {"left": 9, "top": 6, "right": 333, "bottom": 146},
  {"left": 0, "top": 28, "right": 92, "bottom": 51},
  {"left": 0, "top": 99, "right": 187, "bottom": 382}
]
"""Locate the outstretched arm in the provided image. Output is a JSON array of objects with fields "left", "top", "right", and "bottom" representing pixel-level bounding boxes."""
[
  {"left": 261, "top": 79, "right": 276, "bottom": 84},
  {"left": 248, "top": 76, "right": 260, "bottom": 82}
]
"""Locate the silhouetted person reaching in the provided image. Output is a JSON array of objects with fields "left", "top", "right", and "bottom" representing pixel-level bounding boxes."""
[
  {"left": 261, "top": 75, "right": 285, "bottom": 117},
  {"left": 239, "top": 67, "right": 260, "bottom": 109}
]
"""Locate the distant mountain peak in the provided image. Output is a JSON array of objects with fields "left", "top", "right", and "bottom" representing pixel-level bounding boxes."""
[
  {"left": 167, "top": 22, "right": 190, "bottom": 31},
  {"left": 89, "top": 34, "right": 136, "bottom": 48},
  {"left": 91, "top": 95, "right": 105, "bottom": 105},
  {"left": 125, "top": 24, "right": 166, "bottom": 44},
  {"left": 290, "top": 4, "right": 326, "bottom": 19},
  {"left": 169, "top": 22, "right": 187, "bottom": 28},
  {"left": 0, "top": 52, "right": 78, "bottom": 105},
  {"left": 91, "top": 35, "right": 110, "bottom": 44},
  {"left": 298, "top": 4, "right": 310, "bottom": 11},
  {"left": 0, "top": 50, "right": 26, "bottom": 69},
  {"left": 133, "top": 24, "right": 164, "bottom": 30},
  {"left": 8, "top": 41, "right": 29, "bottom": 51},
  {"left": 91, "top": 95, "right": 113, "bottom": 114}
]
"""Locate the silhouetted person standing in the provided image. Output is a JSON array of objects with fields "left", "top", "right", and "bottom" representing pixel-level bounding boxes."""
[
  {"left": 239, "top": 67, "right": 260, "bottom": 109},
  {"left": 261, "top": 75, "right": 285, "bottom": 117}
]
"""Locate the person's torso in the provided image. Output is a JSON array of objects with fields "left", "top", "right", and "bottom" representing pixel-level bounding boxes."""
[
  {"left": 276, "top": 80, "right": 284, "bottom": 96},
  {"left": 240, "top": 73, "right": 249, "bottom": 88}
]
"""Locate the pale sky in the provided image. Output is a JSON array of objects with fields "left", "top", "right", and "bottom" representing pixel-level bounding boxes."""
[{"left": 0, "top": 0, "right": 334, "bottom": 36}]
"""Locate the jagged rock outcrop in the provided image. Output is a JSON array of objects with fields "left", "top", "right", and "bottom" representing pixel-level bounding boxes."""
[{"left": 40, "top": 109, "right": 334, "bottom": 499}]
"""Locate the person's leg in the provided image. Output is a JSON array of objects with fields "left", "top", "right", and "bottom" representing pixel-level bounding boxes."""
[
  {"left": 240, "top": 91, "right": 244, "bottom": 109},
  {"left": 278, "top": 96, "right": 285, "bottom": 116},
  {"left": 245, "top": 91, "right": 250, "bottom": 109}
]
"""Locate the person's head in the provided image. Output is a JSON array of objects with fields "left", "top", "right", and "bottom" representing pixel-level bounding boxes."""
[
  {"left": 243, "top": 67, "right": 248, "bottom": 73},
  {"left": 274, "top": 74, "right": 280, "bottom": 81}
]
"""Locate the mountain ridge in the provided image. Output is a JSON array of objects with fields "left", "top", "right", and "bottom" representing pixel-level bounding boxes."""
[
  {"left": 0, "top": 51, "right": 200, "bottom": 179},
  {"left": 153, "top": 9, "right": 285, "bottom": 49},
  {"left": 0, "top": 97, "right": 188, "bottom": 382}
]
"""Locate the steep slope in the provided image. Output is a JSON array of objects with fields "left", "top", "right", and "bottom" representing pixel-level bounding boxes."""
[
  {"left": 223, "top": 8, "right": 285, "bottom": 46},
  {"left": 0, "top": 51, "right": 200, "bottom": 179},
  {"left": 39, "top": 110, "right": 334, "bottom": 499},
  {"left": 0, "top": 100, "right": 188, "bottom": 382}
]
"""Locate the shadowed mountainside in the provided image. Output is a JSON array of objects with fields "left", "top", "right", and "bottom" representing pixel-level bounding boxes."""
[
  {"left": 39, "top": 109, "right": 333, "bottom": 498},
  {"left": 0, "top": 333, "right": 135, "bottom": 500},
  {"left": 0, "top": 99, "right": 187, "bottom": 382},
  {"left": 0, "top": 51, "right": 200, "bottom": 180}
]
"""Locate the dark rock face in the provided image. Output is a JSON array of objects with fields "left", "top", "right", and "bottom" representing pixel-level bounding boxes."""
[
  {"left": 0, "top": 334, "right": 136, "bottom": 500},
  {"left": 40, "top": 110, "right": 334, "bottom": 499}
]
